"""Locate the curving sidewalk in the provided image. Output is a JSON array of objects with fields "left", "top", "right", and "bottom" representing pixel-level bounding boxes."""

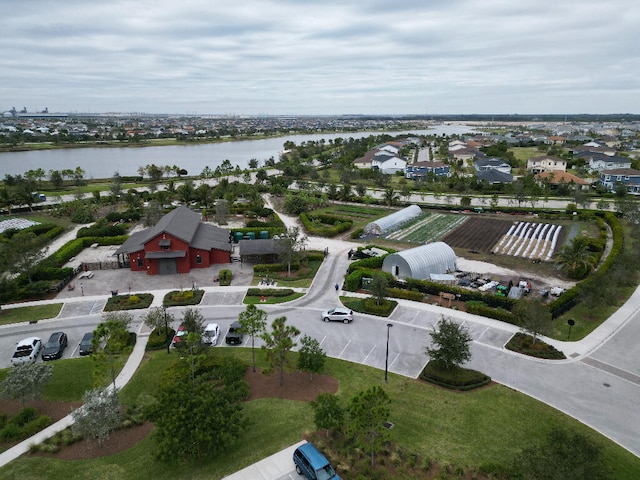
[{"left": 0, "top": 332, "right": 150, "bottom": 468}]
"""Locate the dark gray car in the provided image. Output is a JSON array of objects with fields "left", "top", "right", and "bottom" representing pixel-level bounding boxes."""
[
  {"left": 79, "top": 332, "right": 94, "bottom": 356},
  {"left": 41, "top": 332, "right": 68, "bottom": 361}
]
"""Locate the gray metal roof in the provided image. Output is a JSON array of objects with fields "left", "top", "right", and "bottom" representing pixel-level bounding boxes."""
[
  {"left": 364, "top": 204, "right": 422, "bottom": 235},
  {"left": 115, "top": 206, "right": 231, "bottom": 255},
  {"left": 382, "top": 242, "right": 457, "bottom": 280},
  {"left": 238, "top": 239, "right": 283, "bottom": 256}
]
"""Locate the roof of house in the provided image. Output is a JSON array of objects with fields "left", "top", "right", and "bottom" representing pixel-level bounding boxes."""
[
  {"left": 474, "top": 157, "right": 509, "bottom": 168},
  {"left": 477, "top": 169, "right": 514, "bottom": 183},
  {"left": 527, "top": 155, "right": 566, "bottom": 164},
  {"left": 408, "top": 161, "right": 448, "bottom": 168},
  {"left": 115, "top": 206, "right": 231, "bottom": 255},
  {"left": 535, "top": 171, "right": 589, "bottom": 185},
  {"left": 600, "top": 168, "right": 640, "bottom": 176}
]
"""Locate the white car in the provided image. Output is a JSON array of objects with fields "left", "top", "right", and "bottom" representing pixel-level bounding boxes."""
[
  {"left": 321, "top": 307, "right": 353, "bottom": 324},
  {"left": 203, "top": 323, "right": 220, "bottom": 346},
  {"left": 11, "top": 337, "right": 42, "bottom": 365}
]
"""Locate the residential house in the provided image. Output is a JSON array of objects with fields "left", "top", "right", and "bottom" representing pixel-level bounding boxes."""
[
  {"left": 114, "top": 206, "right": 232, "bottom": 275},
  {"left": 477, "top": 169, "right": 514, "bottom": 184},
  {"left": 372, "top": 154, "right": 406, "bottom": 175},
  {"left": 598, "top": 168, "right": 640, "bottom": 195},
  {"left": 405, "top": 161, "right": 450, "bottom": 180},
  {"left": 575, "top": 152, "right": 631, "bottom": 172},
  {"left": 535, "top": 171, "right": 590, "bottom": 190},
  {"left": 527, "top": 155, "right": 567, "bottom": 174},
  {"left": 474, "top": 157, "right": 512, "bottom": 175},
  {"left": 449, "top": 147, "right": 477, "bottom": 162}
]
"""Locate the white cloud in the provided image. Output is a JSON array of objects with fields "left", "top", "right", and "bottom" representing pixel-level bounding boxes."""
[{"left": 1, "top": 0, "right": 638, "bottom": 114}]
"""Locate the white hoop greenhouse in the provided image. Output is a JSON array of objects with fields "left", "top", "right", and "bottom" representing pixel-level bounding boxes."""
[
  {"left": 363, "top": 204, "right": 422, "bottom": 235},
  {"left": 382, "top": 242, "right": 457, "bottom": 280}
]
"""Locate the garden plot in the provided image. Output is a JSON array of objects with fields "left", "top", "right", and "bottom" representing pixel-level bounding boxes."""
[
  {"left": 442, "top": 217, "right": 513, "bottom": 252},
  {"left": 492, "top": 221, "right": 564, "bottom": 261},
  {"left": 386, "top": 213, "right": 469, "bottom": 244}
]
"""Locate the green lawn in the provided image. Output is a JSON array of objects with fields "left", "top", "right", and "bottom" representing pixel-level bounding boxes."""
[
  {"left": 0, "top": 304, "right": 63, "bottom": 325},
  {"left": 2, "top": 348, "right": 638, "bottom": 479}
]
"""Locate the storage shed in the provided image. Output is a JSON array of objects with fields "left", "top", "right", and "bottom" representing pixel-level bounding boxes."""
[
  {"left": 363, "top": 204, "right": 422, "bottom": 236},
  {"left": 382, "top": 242, "right": 457, "bottom": 280}
]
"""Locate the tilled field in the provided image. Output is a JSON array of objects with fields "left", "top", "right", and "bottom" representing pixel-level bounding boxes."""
[
  {"left": 442, "top": 216, "right": 566, "bottom": 262},
  {"left": 442, "top": 216, "right": 514, "bottom": 252}
]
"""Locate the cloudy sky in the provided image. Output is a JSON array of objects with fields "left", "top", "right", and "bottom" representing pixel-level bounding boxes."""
[{"left": 2, "top": 0, "right": 639, "bottom": 115}]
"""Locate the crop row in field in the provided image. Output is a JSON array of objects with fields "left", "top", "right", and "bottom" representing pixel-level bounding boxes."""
[
  {"left": 442, "top": 217, "right": 513, "bottom": 252},
  {"left": 492, "top": 221, "right": 565, "bottom": 261},
  {"left": 387, "top": 213, "right": 469, "bottom": 244}
]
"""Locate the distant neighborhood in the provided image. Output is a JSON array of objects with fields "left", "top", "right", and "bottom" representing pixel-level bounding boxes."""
[{"left": 352, "top": 128, "right": 640, "bottom": 195}]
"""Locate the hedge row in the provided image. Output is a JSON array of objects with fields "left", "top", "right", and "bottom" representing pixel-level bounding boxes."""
[
  {"left": 254, "top": 262, "right": 299, "bottom": 273},
  {"left": 387, "top": 287, "right": 424, "bottom": 302},
  {"left": 77, "top": 224, "right": 127, "bottom": 238},
  {"left": 300, "top": 212, "right": 353, "bottom": 237},
  {"left": 402, "top": 277, "right": 517, "bottom": 311},
  {"left": 547, "top": 212, "right": 623, "bottom": 318},
  {"left": 246, "top": 288, "right": 295, "bottom": 297},
  {"left": 347, "top": 255, "right": 387, "bottom": 273},
  {"left": 466, "top": 301, "right": 516, "bottom": 325},
  {"left": 47, "top": 235, "right": 128, "bottom": 268}
]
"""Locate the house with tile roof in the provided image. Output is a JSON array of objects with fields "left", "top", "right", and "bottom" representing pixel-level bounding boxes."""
[
  {"left": 114, "top": 206, "right": 232, "bottom": 275},
  {"left": 535, "top": 171, "right": 590, "bottom": 190}
]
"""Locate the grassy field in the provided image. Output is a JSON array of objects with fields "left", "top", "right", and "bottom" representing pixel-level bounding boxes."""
[
  {"left": 0, "top": 304, "right": 63, "bottom": 326},
  {"left": 1, "top": 348, "right": 638, "bottom": 479}
]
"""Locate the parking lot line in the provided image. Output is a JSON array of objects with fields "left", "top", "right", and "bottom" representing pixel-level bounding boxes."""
[
  {"left": 362, "top": 345, "right": 376, "bottom": 364},
  {"left": 338, "top": 340, "right": 351, "bottom": 358}
]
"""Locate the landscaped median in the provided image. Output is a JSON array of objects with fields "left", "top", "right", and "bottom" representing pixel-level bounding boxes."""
[{"left": 243, "top": 288, "right": 304, "bottom": 304}]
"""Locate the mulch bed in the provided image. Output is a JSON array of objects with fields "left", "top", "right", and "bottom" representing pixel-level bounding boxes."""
[{"left": 2, "top": 368, "right": 339, "bottom": 461}]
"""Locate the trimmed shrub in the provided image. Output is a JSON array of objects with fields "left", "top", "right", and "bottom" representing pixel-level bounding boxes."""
[
  {"left": 219, "top": 269, "right": 232, "bottom": 286},
  {"left": 387, "top": 287, "right": 424, "bottom": 302},
  {"left": 147, "top": 327, "right": 175, "bottom": 350},
  {"left": 505, "top": 332, "right": 566, "bottom": 359},
  {"left": 363, "top": 298, "right": 396, "bottom": 316},
  {"left": 246, "top": 288, "right": 294, "bottom": 297},
  {"left": 419, "top": 361, "right": 491, "bottom": 390}
]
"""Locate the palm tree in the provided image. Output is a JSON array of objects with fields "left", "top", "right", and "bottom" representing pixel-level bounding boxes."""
[
  {"left": 0, "top": 187, "right": 15, "bottom": 214},
  {"left": 555, "top": 236, "right": 595, "bottom": 277},
  {"left": 383, "top": 187, "right": 398, "bottom": 207}
]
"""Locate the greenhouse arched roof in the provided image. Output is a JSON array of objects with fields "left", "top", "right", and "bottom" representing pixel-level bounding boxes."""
[{"left": 364, "top": 204, "right": 421, "bottom": 235}]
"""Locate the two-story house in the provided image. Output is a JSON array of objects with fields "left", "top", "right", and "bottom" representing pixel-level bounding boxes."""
[
  {"left": 405, "top": 161, "right": 450, "bottom": 180},
  {"left": 527, "top": 155, "right": 567, "bottom": 174},
  {"left": 598, "top": 168, "right": 640, "bottom": 195}
]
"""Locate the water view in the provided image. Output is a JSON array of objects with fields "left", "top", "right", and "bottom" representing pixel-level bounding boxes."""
[{"left": 0, "top": 125, "right": 476, "bottom": 179}]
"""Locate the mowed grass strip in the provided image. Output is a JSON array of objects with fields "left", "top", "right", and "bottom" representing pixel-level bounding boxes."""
[
  {"left": 0, "top": 303, "right": 63, "bottom": 325},
  {"left": 2, "top": 348, "right": 638, "bottom": 479}
]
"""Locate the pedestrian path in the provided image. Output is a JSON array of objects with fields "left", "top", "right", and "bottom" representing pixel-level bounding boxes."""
[{"left": 0, "top": 332, "right": 150, "bottom": 468}]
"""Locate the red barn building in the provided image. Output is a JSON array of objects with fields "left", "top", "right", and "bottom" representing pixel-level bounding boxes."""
[{"left": 115, "top": 206, "right": 232, "bottom": 275}]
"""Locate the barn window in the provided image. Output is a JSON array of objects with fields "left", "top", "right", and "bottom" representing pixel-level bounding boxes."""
[
  {"left": 137, "top": 257, "right": 143, "bottom": 267},
  {"left": 196, "top": 254, "right": 202, "bottom": 264}
]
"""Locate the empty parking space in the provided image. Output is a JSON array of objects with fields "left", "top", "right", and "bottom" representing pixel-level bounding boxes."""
[{"left": 201, "top": 291, "right": 247, "bottom": 305}]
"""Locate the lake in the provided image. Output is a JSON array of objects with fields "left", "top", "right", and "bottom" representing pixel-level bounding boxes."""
[{"left": 0, "top": 124, "right": 476, "bottom": 179}]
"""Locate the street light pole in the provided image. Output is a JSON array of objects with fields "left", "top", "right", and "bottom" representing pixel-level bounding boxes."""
[
  {"left": 163, "top": 306, "right": 170, "bottom": 354},
  {"left": 385, "top": 323, "right": 393, "bottom": 383}
]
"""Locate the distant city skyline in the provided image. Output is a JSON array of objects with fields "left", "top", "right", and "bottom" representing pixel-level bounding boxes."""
[{"left": 2, "top": 0, "right": 639, "bottom": 115}]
